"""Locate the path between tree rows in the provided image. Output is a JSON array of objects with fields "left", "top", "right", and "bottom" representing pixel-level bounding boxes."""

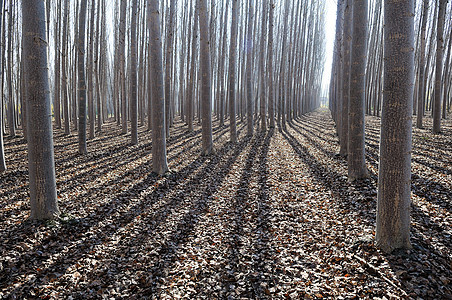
[{"left": 1, "top": 109, "right": 451, "bottom": 299}]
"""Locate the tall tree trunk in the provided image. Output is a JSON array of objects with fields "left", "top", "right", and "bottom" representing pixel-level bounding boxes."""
[
  {"left": 78, "top": 0, "right": 88, "bottom": 154},
  {"left": 433, "top": 0, "right": 447, "bottom": 134},
  {"left": 7, "top": 0, "right": 15, "bottom": 137},
  {"left": 376, "top": 0, "right": 414, "bottom": 253},
  {"left": 54, "top": 0, "right": 62, "bottom": 129},
  {"left": 259, "top": 0, "right": 268, "bottom": 131},
  {"left": 119, "top": 0, "right": 127, "bottom": 134},
  {"left": 0, "top": 0, "right": 5, "bottom": 172},
  {"left": 442, "top": 19, "right": 452, "bottom": 120},
  {"left": 165, "top": 0, "right": 176, "bottom": 137},
  {"left": 23, "top": 0, "right": 60, "bottom": 220},
  {"left": 246, "top": 0, "right": 254, "bottom": 136},
  {"left": 62, "top": 0, "right": 70, "bottom": 135},
  {"left": 339, "top": 0, "right": 352, "bottom": 157},
  {"left": 88, "top": 0, "right": 96, "bottom": 140},
  {"left": 416, "top": 0, "right": 428, "bottom": 129},
  {"left": 348, "top": 0, "right": 368, "bottom": 181},
  {"left": 268, "top": 0, "right": 275, "bottom": 128},
  {"left": 148, "top": 0, "right": 169, "bottom": 175},
  {"left": 199, "top": 0, "right": 213, "bottom": 154},
  {"left": 228, "top": 0, "right": 238, "bottom": 143},
  {"left": 130, "top": 0, "right": 138, "bottom": 145}
]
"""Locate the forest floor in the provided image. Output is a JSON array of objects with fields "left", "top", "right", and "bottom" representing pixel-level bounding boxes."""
[{"left": 0, "top": 109, "right": 451, "bottom": 299}]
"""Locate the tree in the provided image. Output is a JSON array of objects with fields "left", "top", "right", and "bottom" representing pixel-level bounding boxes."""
[
  {"left": 148, "top": 0, "right": 169, "bottom": 175},
  {"left": 376, "top": 0, "right": 415, "bottom": 253},
  {"left": 61, "top": 0, "right": 70, "bottom": 135},
  {"left": 416, "top": 0, "right": 428, "bottom": 129},
  {"left": 432, "top": 0, "right": 447, "bottom": 134},
  {"left": 78, "top": 0, "right": 88, "bottom": 154},
  {"left": 228, "top": 0, "right": 238, "bottom": 143},
  {"left": 119, "top": 0, "right": 127, "bottom": 135},
  {"left": 0, "top": 0, "right": 5, "bottom": 172},
  {"left": 246, "top": 0, "right": 254, "bottom": 136},
  {"left": 130, "top": 0, "right": 139, "bottom": 145},
  {"left": 199, "top": 0, "right": 213, "bottom": 154},
  {"left": 22, "top": 0, "right": 60, "bottom": 220},
  {"left": 268, "top": 0, "right": 275, "bottom": 128},
  {"left": 348, "top": 0, "right": 368, "bottom": 181},
  {"left": 339, "top": 0, "right": 352, "bottom": 157}
]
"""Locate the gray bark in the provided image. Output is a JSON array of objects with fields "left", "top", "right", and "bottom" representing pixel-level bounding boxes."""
[
  {"left": 62, "top": 0, "right": 70, "bottom": 135},
  {"left": 199, "top": 0, "right": 213, "bottom": 154},
  {"left": 433, "top": 0, "right": 447, "bottom": 133},
  {"left": 23, "top": 0, "right": 60, "bottom": 220},
  {"left": 268, "top": 0, "right": 275, "bottom": 128},
  {"left": 78, "top": 0, "right": 88, "bottom": 154},
  {"left": 119, "top": 0, "right": 127, "bottom": 134},
  {"left": 340, "top": 0, "right": 352, "bottom": 157},
  {"left": 348, "top": 0, "right": 368, "bottom": 181},
  {"left": 376, "top": 0, "right": 415, "bottom": 253},
  {"left": 416, "top": 0, "right": 428, "bottom": 129},
  {"left": 0, "top": 0, "right": 5, "bottom": 172},
  {"left": 246, "top": 0, "right": 254, "bottom": 136},
  {"left": 228, "top": 0, "right": 238, "bottom": 143},
  {"left": 131, "top": 0, "right": 138, "bottom": 145},
  {"left": 148, "top": 0, "right": 169, "bottom": 175}
]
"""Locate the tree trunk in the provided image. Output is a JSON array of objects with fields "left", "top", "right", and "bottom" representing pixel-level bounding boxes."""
[
  {"left": 54, "top": 0, "right": 62, "bottom": 129},
  {"left": 130, "top": 0, "right": 138, "bottom": 145},
  {"left": 348, "top": 0, "right": 368, "bottom": 181},
  {"left": 78, "top": 0, "right": 88, "bottom": 154},
  {"left": 268, "top": 0, "right": 275, "bottom": 128},
  {"left": 228, "top": 0, "right": 238, "bottom": 143},
  {"left": 199, "top": 0, "right": 213, "bottom": 154},
  {"left": 376, "top": 0, "right": 414, "bottom": 253},
  {"left": 62, "top": 0, "right": 70, "bottom": 135},
  {"left": 339, "top": 0, "right": 352, "bottom": 157},
  {"left": 416, "top": 0, "right": 428, "bottom": 129},
  {"left": 0, "top": 0, "right": 5, "bottom": 172},
  {"left": 23, "top": 0, "right": 60, "bottom": 220},
  {"left": 88, "top": 0, "right": 96, "bottom": 140},
  {"left": 119, "top": 0, "right": 127, "bottom": 134},
  {"left": 148, "top": 0, "right": 169, "bottom": 175},
  {"left": 246, "top": 0, "right": 254, "bottom": 136},
  {"left": 259, "top": 0, "right": 268, "bottom": 131},
  {"left": 433, "top": 0, "right": 447, "bottom": 134}
]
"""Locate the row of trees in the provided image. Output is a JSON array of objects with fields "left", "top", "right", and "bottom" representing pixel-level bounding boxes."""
[
  {"left": 330, "top": 0, "right": 451, "bottom": 253},
  {"left": 1, "top": 1, "right": 326, "bottom": 218}
]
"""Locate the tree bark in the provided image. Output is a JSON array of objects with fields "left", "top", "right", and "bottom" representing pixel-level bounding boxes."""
[
  {"left": 119, "top": 0, "right": 127, "bottom": 134},
  {"left": 148, "top": 0, "right": 169, "bottom": 175},
  {"left": 433, "top": 0, "right": 447, "bottom": 134},
  {"left": 228, "top": 0, "right": 238, "bottom": 143},
  {"left": 78, "top": 0, "right": 88, "bottom": 154},
  {"left": 130, "top": 0, "right": 138, "bottom": 145},
  {"left": 199, "top": 0, "right": 213, "bottom": 154},
  {"left": 416, "top": 0, "right": 428, "bottom": 129},
  {"left": 348, "top": 0, "right": 368, "bottom": 181},
  {"left": 246, "top": 0, "right": 254, "bottom": 136},
  {"left": 0, "top": 0, "right": 5, "bottom": 172},
  {"left": 23, "top": 0, "right": 60, "bottom": 220},
  {"left": 339, "top": 0, "right": 352, "bottom": 157},
  {"left": 376, "top": 0, "right": 414, "bottom": 253}
]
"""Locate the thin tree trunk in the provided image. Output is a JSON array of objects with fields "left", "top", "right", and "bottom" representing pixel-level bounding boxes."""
[
  {"left": 416, "top": 0, "right": 428, "bottom": 128},
  {"left": 348, "top": 0, "right": 368, "bottom": 181},
  {"left": 78, "top": 0, "right": 88, "bottom": 154},
  {"left": 130, "top": 0, "right": 138, "bottom": 144},
  {"left": 199, "top": 0, "right": 213, "bottom": 154},
  {"left": 23, "top": 0, "right": 60, "bottom": 220},
  {"left": 246, "top": 0, "right": 254, "bottom": 136},
  {"left": 228, "top": 0, "right": 238, "bottom": 143},
  {"left": 119, "top": 0, "right": 127, "bottom": 134},
  {"left": 62, "top": 0, "right": 70, "bottom": 135},
  {"left": 433, "top": 0, "right": 447, "bottom": 133},
  {"left": 148, "top": 0, "right": 169, "bottom": 175},
  {"left": 376, "top": 0, "right": 414, "bottom": 253}
]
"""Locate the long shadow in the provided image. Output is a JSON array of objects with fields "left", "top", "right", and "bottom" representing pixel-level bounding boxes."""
[
  {"left": 221, "top": 133, "right": 264, "bottom": 297},
  {"left": 137, "top": 138, "right": 251, "bottom": 296},
  {"left": 252, "top": 129, "right": 278, "bottom": 298}
]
